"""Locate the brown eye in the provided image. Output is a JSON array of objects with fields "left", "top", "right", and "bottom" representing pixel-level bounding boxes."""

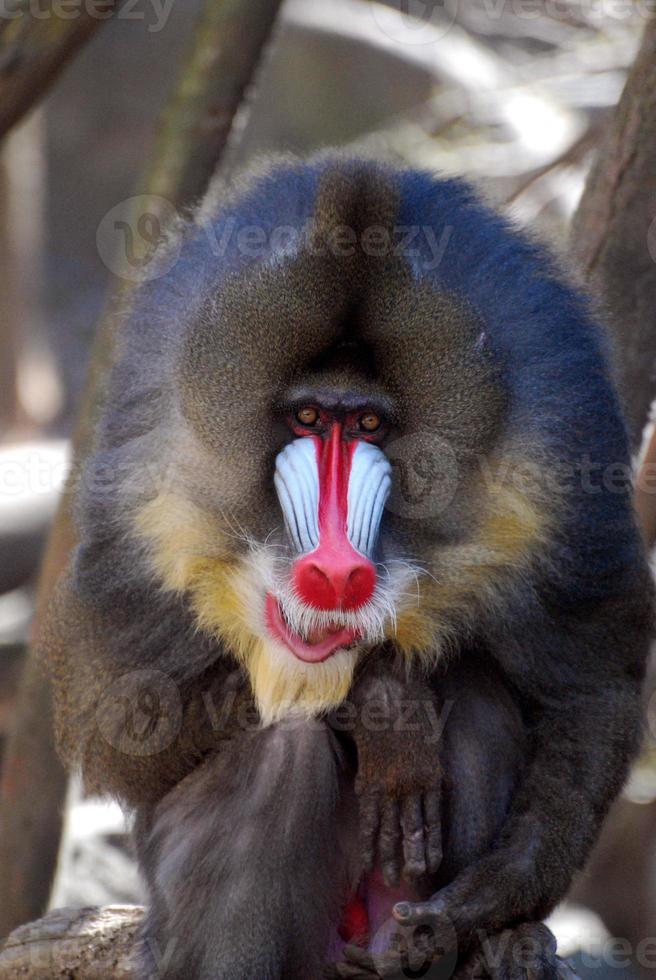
[
  {"left": 296, "top": 406, "right": 319, "bottom": 427},
  {"left": 360, "top": 412, "right": 381, "bottom": 433}
]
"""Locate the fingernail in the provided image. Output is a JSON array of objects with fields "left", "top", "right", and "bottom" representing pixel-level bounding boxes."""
[{"left": 395, "top": 902, "right": 410, "bottom": 919}]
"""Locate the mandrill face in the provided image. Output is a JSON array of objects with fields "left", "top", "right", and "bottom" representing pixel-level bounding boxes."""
[
  {"left": 195, "top": 368, "right": 427, "bottom": 725},
  {"left": 128, "top": 161, "right": 549, "bottom": 724},
  {"left": 269, "top": 402, "right": 393, "bottom": 663}
]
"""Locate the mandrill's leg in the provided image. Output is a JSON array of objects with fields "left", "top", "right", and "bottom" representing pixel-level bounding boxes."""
[
  {"left": 135, "top": 719, "right": 354, "bottom": 980},
  {"left": 333, "top": 652, "right": 595, "bottom": 980},
  {"left": 331, "top": 657, "right": 564, "bottom": 980},
  {"left": 387, "top": 619, "right": 642, "bottom": 975}
]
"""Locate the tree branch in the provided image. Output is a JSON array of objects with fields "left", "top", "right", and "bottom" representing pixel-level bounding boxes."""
[
  {"left": 0, "top": 906, "right": 143, "bottom": 978},
  {"left": 571, "top": 14, "right": 656, "bottom": 447},
  {"left": 569, "top": 14, "right": 656, "bottom": 961},
  {"left": 0, "top": 0, "right": 124, "bottom": 142},
  {"left": 143, "top": 0, "right": 284, "bottom": 209}
]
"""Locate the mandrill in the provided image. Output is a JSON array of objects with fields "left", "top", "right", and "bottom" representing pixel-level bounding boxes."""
[{"left": 41, "top": 155, "right": 653, "bottom": 980}]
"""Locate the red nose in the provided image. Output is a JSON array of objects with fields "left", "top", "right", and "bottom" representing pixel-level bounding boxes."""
[{"left": 293, "top": 552, "right": 376, "bottom": 611}]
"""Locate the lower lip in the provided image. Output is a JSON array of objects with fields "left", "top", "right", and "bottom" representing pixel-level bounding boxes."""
[{"left": 265, "top": 593, "right": 360, "bottom": 664}]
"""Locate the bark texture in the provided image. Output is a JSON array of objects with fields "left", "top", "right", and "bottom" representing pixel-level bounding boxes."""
[
  {"left": 143, "top": 0, "right": 284, "bottom": 209},
  {"left": 571, "top": 15, "right": 656, "bottom": 448},
  {"left": 0, "top": 906, "right": 143, "bottom": 979},
  {"left": 569, "top": 17, "right": 656, "bottom": 971},
  {"left": 0, "top": 1, "right": 124, "bottom": 141}
]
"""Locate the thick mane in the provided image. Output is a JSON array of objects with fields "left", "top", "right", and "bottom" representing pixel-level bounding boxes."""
[
  {"left": 395, "top": 170, "right": 635, "bottom": 598},
  {"left": 76, "top": 155, "right": 639, "bottom": 630}
]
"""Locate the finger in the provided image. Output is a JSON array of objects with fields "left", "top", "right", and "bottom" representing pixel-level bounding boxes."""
[
  {"left": 379, "top": 797, "right": 401, "bottom": 887},
  {"left": 343, "top": 944, "right": 403, "bottom": 979},
  {"left": 358, "top": 790, "right": 381, "bottom": 873},
  {"left": 372, "top": 947, "right": 427, "bottom": 979},
  {"left": 333, "top": 963, "right": 377, "bottom": 980},
  {"left": 330, "top": 966, "right": 375, "bottom": 979},
  {"left": 424, "top": 788, "right": 443, "bottom": 873},
  {"left": 371, "top": 952, "right": 405, "bottom": 978},
  {"left": 452, "top": 949, "right": 486, "bottom": 980},
  {"left": 345, "top": 939, "right": 418, "bottom": 979},
  {"left": 512, "top": 923, "right": 562, "bottom": 980},
  {"left": 401, "top": 794, "right": 426, "bottom": 879},
  {"left": 393, "top": 897, "right": 444, "bottom": 927},
  {"left": 342, "top": 946, "right": 383, "bottom": 977},
  {"left": 344, "top": 945, "right": 378, "bottom": 969}
]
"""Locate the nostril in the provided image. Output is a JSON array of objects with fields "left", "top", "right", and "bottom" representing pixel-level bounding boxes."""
[
  {"left": 293, "top": 555, "right": 376, "bottom": 611},
  {"left": 295, "top": 562, "right": 337, "bottom": 610},
  {"left": 344, "top": 564, "right": 375, "bottom": 609}
]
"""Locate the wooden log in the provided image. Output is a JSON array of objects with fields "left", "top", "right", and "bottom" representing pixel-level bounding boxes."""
[{"left": 0, "top": 906, "right": 143, "bottom": 979}]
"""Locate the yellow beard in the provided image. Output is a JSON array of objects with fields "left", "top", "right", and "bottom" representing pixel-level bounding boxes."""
[
  {"left": 133, "top": 493, "right": 358, "bottom": 723},
  {"left": 133, "top": 455, "right": 548, "bottom": 723},
  {"left": 393, "top": 478, "right": 548, "bottom": 661},
  {"left": 243, "top": 635, "right": 358, "bottom": 725}
]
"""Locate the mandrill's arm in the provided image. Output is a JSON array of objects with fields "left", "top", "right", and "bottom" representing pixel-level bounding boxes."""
[
  {"left": 398, "top": 600, "right": 649, "bottom": 936},
  {"left": 338, "top": 593, "right": 651, "bottom": 978},
  {"left": 334, "top": 659, "right": 444, "bottom": 887},
  {"left": 40, "top": 567, "right": 255, "bottom": 810}
]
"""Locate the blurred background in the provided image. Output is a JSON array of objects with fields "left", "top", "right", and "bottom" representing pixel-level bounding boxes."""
[{"left": 0, "top": 0, "right": 654, "bottom": 975}]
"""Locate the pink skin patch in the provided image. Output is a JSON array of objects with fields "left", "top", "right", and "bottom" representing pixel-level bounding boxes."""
[
  {"left": 326, "top": 871, "right": 423, "bottom": 961},
  {"left": 265, "top": 593, "right": 361, "bottom": 664},
  {"left": 361, "top": 871, "right": 423, "bottom": 955},
  {"left": 266, "top": 421, "right": 379, "bottom": 663}
]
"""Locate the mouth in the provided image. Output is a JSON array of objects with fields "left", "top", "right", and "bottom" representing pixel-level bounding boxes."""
[{"left": 265, "top": 593, "right": 361, "bottom": 663}]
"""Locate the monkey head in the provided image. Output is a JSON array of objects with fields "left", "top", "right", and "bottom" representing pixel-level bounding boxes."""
[{"left": 79, "top": 157, "right": 622, "bottom": 724}]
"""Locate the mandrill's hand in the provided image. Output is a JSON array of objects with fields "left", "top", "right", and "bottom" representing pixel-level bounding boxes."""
[
  {"left": 346, "top": 667, "right": 444, "bottom": 887},
  {"left": 325, "top": 921, "right": 577, "bottom": 980},
  {"left": 356, "top": 758, "right": 442, "bottom": 887},
  {"left": 324, "top": 916, "right": 451, "bottom": 979}
]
